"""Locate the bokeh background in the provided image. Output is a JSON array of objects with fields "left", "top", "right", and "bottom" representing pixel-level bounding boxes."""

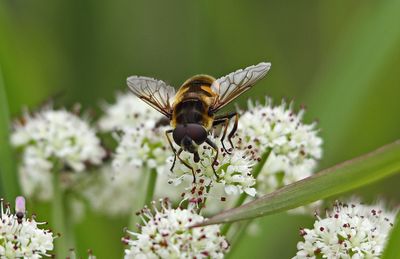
[{"left": 1, "top": 0, "right": 400, "bottom": 258}]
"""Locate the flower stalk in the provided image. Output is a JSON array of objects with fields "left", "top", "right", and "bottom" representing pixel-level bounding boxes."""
[
  {"left": 144, "top": 168, "right": 158, "bottom": 207},
  {"left": 52, "top": 163, "right": 74, "bottom": 257},
  {"left": 0, "top": 68, "right": 19, "bottom": 199}
]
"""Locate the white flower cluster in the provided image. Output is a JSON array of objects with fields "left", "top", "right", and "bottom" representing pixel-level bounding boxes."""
[
  {"left": 99, "top": 92, "right": 170, "bottom": 173},
  {"left": 80, "top": 164, "right": 141, "bottom": 216},
  {"left": 237, "top": 98, "right": 323, "bottom": 194},
  {"left": 293, "top": 200, "right": 397, "bottom": 259},
  {"left": 11, "top": 109, "right": 105, "bottom": 200},
  {"left": 168, "top": 135, "right": 258, "bottom": 198},
  {"left": 0, "top": 197, "right": 54, "bottom": 258},
  {"left": 98, "top": 92, "right": 162, "bottom": 132},
  {"left": 123, "top": 199, "right": 229, "bottom": 259}
]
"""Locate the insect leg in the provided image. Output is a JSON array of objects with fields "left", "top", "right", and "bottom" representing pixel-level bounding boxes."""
[
  {"left": 227, "top": 112, "right": 239, "bottom": 150},
  {"left": 165, "top": 129, "right": 177, "bottom": 172},
  {"left": 176, "top": 148, "right": 197, "bottom": 183},
  {"left": 213, "top": 112, "right": 237, "bottom": 154},
  {"left": 220, "top": 118, "right": 231, "bottom": 154},
  {"left": 205, "top": 138, "right": 220, "bottom": 179}
]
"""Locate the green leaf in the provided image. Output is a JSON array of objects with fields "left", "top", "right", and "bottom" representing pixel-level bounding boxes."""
[
  {"left": 194, "top": 140, "right": 400, "bottom": 227},
  {"left": 382, "top": 213, "right": 400, "bottom": 259},
  {"left": 0, "top": 66, "right": 19, "bottom": 199}
]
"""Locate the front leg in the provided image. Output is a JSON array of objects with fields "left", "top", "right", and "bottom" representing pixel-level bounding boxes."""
[
  {"left": 176, "top": 148, "right": 197, "bottom": 183},
  {"left": 205, "top": 138, "right": 219, "bottom": 180},
  {"left": 165, "top": 129, "right": 177, "bottom": 172}
]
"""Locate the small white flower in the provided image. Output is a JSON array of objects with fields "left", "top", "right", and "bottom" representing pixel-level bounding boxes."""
[
  {"left": 80, "top": 164, "right": 141, "bottom": 216},
  {"left": 100, "top": 92, "right": 170, "bottom": 173},
  {"left": 112, "top": 126, "right": 170, "bottom": 173},
  {"left": 168, "top": 135, "right": 259, "bottom": 199},
  {"left": 123, "top": 199, "right": 229, "bottom": 259},
  {"left": 293, "top": 200, "right": 397, "bottom": 259},
  {"left": 0, "top": 196, "right": 55, "bottom": 258},
  {"left": 98, "top": 92, "right": 162, "bottom": 132},
  {"left": 238, "top": 98, "right": 323, "bottom": 195},
  {"left": 11, "top": 108, "right": 106, "bottom": 200}
]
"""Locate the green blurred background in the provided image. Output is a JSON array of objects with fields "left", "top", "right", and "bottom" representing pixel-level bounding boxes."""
[{"left": 1, "top": 0, "right": 400, "bottom": 258}]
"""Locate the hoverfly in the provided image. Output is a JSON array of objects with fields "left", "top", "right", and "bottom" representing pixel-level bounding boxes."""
[{"left": 127, "top": 62, "right": 271, "bottom": 182}]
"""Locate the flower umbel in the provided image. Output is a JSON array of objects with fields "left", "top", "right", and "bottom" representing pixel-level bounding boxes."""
[
  {"left": 100, "top": 92, "right": 170, "bottom": 173},
  {"left": 293, "top": 200, "right": 397, "bottom": 258},
  {"left": 168, "top": 135, "right": 258, "bottom": 198},
  {"left": 98, "top": 92, "right": 162, "bottom": 132},
  {"left": 238, "top": 98, "right": 323, "bottom": 194},
  {"left": 0, "top": 196, "right": 54, "bottom": 258},
  {"left": 11, "top": 108, "right": 106, "bottom": 200},
  {"left": 123, "top": 199, "right": 229, "bottom": 259}
]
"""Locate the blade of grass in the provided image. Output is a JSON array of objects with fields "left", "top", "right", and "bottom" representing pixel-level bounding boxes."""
[
  {"left": 382, "top": 212, "right": 400, "bottom": 259},
  {"left": 0, "top": 66, "right": 19, "bottom": 199},
  {"left": 194, "top": 140, "right": 400, "bottom": 227}
]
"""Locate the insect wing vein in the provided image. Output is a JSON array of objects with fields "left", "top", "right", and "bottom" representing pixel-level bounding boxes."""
[{"left": 127, "top": 76, "right": 176, "bottom": 117}]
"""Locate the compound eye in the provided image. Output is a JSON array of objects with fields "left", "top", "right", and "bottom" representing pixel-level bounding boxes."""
[
  {"left": 187, "top": 124, "right": 207, "bottom": 145},
  {"left": 172, "top": 126, "right": 185, "bottom": 145}
]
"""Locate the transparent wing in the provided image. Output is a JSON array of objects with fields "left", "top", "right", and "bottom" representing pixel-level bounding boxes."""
[
  {"left": 127, "top": 76, "right": 176, "bottom": 118},
  {"left": 211, "top": 62, "right": 271, "bottom": 111}
]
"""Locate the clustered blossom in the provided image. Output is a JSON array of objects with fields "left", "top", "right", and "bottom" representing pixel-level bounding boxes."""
[
  {"left": 168, "top": 135, "right": 259, "bottom": 199},
  {"left": 80, "top": 164, "right": 141, "bottom": 216},
  {"left": 11, "top": 108, "right": 105, "bottom": 200},
  {"left": 237, "top": 98, "right": 323, "bottom": 194},
  {"left": 98, "top": 92, "right": 162, "bottom": 132},
  {"left": 98, "top": 92, "right": 170, "bottom": 173},
  {"left": 0, "top": 197, "right": 54, "bottom": 258},
  {"left": 293, "top": 200, "right": 397, "bottom": 258},
  {"left": 123, "top": 199, "right": 229, "bottom": 259}
]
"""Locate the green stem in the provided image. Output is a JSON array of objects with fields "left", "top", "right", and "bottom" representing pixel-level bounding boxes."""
[
  {"left": 52, "top": 166, "right": 75, "bottom": 257},
  {"left": 144, "top": 168, "right": 158, "bottom": 206},
  {"left": 128, "top": 167, "right": 158, "bottom": 229},
  {"left": 225, "top": 220, "right": 252, "bottom": 259},
  {"left": 0, "top": 67, "right": 19, "bottom": 199},
  {"left": 52, "top": 168, "right": 68, "bottom": 257},
  {"left": 221, "top": 148, "right": 271, "bottom": 235}
]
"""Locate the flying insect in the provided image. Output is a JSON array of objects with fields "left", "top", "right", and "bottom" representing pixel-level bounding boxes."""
[{"left": 127, "top": 62, "right": 271, "bottom": 182}]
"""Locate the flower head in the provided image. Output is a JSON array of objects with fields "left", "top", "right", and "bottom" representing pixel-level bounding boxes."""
[
  {"left": 123, "top": 199, "right": 229, "bottom": 259},
  {"left": 293, "top": 200, "right": 397, "bottom": 258},
  {"left": 237, "top": 98, "right": 323, "bottom": 194},
  {"left": 99, "top": 92, "right": 170, "bottom": 173},
  {"left": 98, "top": 92, "right": 162, "bottom": 132},
  {"left": 112, "top": 126, "right": 169, "bottom": 173},
  {"left": 0, "top": 196, "right": 54, "bottom": 258},
  {"left": 168, "top": 134, "right": 259, "bottom": 199},
  {"left": 11, "top": 108, "right": 106, "bottom": 200}
]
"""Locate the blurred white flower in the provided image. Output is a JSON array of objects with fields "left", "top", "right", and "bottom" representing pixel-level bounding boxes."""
[
  {"left": 11, "top": 108, "right": 106, "bottom": 200},
  {"left": 112, "top": 126, "right": 169, "bottom": 173},
  {"left": 293, "top": 200, "right": 397, "bottom": 259},
  {"left": 98, "top": 92, "right": 162, "bottom": 132},
  {"left": 238, "top": 98, "right": 322, "bottom": 195},
  {"left": 168, "top": 135, "right": 259, "bottom": 199},
  {"left": 99, "top": 92, "right": 170, "bottom": 173},
  {"left": 123, "top": 199, "right": 229, "bottom": 259},
  {"left": 0, "top": 196, "right": 54, "bottom": 258},
  {"left": 80, "top": 164, "right": 141, "bottom": 216}
]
